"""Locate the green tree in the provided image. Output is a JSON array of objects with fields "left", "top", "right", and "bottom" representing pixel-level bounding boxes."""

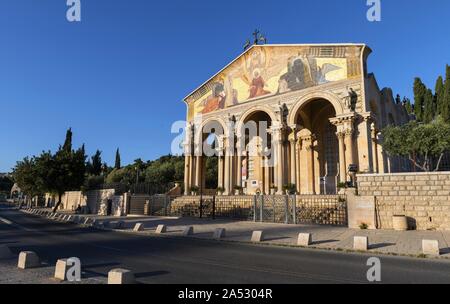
[
  {"left": 423, "top": 89, "right": 436, "bottom": 123},
  {"left": 443, "top": 65, "right": 450, "bottom": 122},
  {"left": 42, "top": 146, "right": 86, "bottom": 212},
  {"left": 62, "top": 128, "right": 73, "bottom": 152},
  {"left": 413, "top": 78, "right": 427, "bottom": 121},
  {"left": 89, "top": 150, "right": 103, "bottom": 176},
  {"left": 115, "top": 148, "right": 121, "bottom": 169},
  {"left": 435, "top": 76, "right": 445, "bottom": 117},
  {"left": 382, "top": 119, "right": 450, "bottom": 172},
  {"left": 12, "top": 157, "right": 41, "bottom": 199}
]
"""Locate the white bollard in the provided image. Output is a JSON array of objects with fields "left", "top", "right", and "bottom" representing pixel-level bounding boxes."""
[
  {"left": 133, "top": 223, "right": 145, "bottom": 232},
  {"left": 108, "top": 269, "right": 135, "bottom": 284},
  {"left": 422, "top": 240, "right": 440, "bottom": 256},
  {"left": 155, "top": 225, "right": 167, "bottom": 234},
  {"left": 354, "top": 236, "right": 369, "bottom": 251},
  {"left": 251, "top": 231, "right": 265, "bottom": 242},
  {"left": 183, "top": 226, "right": 194, "bottom": 236},
  {"left": 213, "top": 228, "right": 226, "bottom": 239},
  {"left": 54, "top": 259, "right": 70, "bottom": 281},
  {"left": 297, "top": 233, "right": 312, "bottom": 247},
  {"left": 17, "top": 251, "right": 40, "bottom": 269}
]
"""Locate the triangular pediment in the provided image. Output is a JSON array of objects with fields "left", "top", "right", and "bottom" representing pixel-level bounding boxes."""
[{"left": 185, "top": 43, "right": 367, "bottom": 120}]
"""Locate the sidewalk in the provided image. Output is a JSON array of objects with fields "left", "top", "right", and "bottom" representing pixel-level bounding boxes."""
[{"left": 24, "top": 209, "right": 450, "bottom": 259}]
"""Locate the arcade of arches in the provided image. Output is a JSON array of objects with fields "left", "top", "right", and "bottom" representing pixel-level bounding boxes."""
[{"left": 184, "top": 99, "right": 365, "bottom": 196}]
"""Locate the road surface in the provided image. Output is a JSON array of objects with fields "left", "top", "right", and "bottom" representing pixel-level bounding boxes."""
[{"left": 1, "top": 205, "right": 450, "bottom": 284}]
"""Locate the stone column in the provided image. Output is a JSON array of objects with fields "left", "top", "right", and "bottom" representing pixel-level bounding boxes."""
[
  {"left": 295, "top": 138, "right": 301, "bottom": 194},
  {"left": 236, "top": 140, "right": 243, "bottom": 188},
  {"left": 371, "top": 126, "right": 379, "bottom": 173},
  {"left": 345, "top": 129, "right": 355, "bottom": 169},
  {"left": 183, "top": 156, "right": 189, "bottom": 195},
  {"left": 260, "top": 153, "right": 266, "bottom": 194},
  {"left": 377, "top": 133, "right": 386, "bottom": 173},
  {"left": 337, "top": 132, "right": 346, "bottom": 183},
  {"left": 289, "top": 139, "right": 297, "bottom": 185},
  {"left": 188, "top": 156, "right": 194, "bottom": 190},
  {"left": 305, "top": 137, "right": 316, "bottom": 195},
  {"left": 184, "top": 124, "right": 193, "bottom": 196},
  {"left": 218, "top": 155, "right": 224, "bottom": 189},
  {"left": 224, "top": 141, "right": 231, "bottom": 196},
  {"left": 273, "top": 129, "right": 284, "bottom": 194},
  {"left": 195, "top": 155, "right": 202, "bottom": 187}
]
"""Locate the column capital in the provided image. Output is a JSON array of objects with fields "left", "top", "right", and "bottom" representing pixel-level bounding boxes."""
[
  {"left": 344, "top": 128, "right": 354, "bottom": 138},
  {"left": 300, "top": 135, "right": 315, "bottom": 151},
  {"left": 336, "top": 131, "right": 346, "bottom": 140}
]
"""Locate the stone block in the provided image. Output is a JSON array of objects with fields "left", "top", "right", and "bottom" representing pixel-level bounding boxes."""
[
  {"left": 251, "top": 231, "right": 265, "bottom": 242},
  {"left": 54, "top": 259, "right": 70, "bottom": 281},
  {"left": 17, "top": 251, "right": 40, "bottom": 269},
  {"left": 213, "top": 228, "right": 226, "bottom": 239},
  {"left": 353, "top": 236, "right": 368, "bottom": 251},
  {"left": 297, "top": 233, "right": 312, "bottom": 246},
  {"left": 183, "top": 226, "right": 194, "bottom": 236},
  {"left": 108, "top": 269, "right": 135, "bottom": 284},
  {"left": 155, "top": 225, "right": 167, "bottom": 234},
  {"left": 422, "top": 240, "right": 440, "bottom": 256},
  {"left": 133, "top": 223, "right": 145, "bottom": 232}
]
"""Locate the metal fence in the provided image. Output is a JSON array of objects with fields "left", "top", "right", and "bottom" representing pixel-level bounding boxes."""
[{"left": 143, "top": 194, "right": 347, "bottom": 226}]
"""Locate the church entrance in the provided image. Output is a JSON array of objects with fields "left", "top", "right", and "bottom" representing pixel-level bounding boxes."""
[{"left": 292, "top": 98, "right": 340, "bottom": 195}]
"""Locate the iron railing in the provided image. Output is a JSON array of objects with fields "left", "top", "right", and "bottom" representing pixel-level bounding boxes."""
[{"left": 140, "top": 194, "right": 347, "bottom": 226}]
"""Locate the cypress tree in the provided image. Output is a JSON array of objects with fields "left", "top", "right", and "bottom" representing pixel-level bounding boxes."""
[
  {"left": 90, "top": 150, "right": 103, "bottom": 176},
  {"left": 413, "top": 78, "right": 427, "bottom": 121},
  {"left": 435, "top": 76, "right": 445, "bottom": 117},
  {"left": 423, "top": 89, "right": 435, "bottom": 123},
  {"left": 115, "top": 148, "right": 121, "bottom": 169},
  {"left": 443, "top": 65, "right": 450, "bottom": 122},
  {"left": 62, "top": 128, "right": 73, "bottom": 152}
]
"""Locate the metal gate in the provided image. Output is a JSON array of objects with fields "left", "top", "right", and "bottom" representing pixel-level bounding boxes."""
[
  {"left": 294, "top": 195, "right": 347, "bottom": 226},
  {"left": 254, "top": 195, "right": 291, "bottom": 224}
]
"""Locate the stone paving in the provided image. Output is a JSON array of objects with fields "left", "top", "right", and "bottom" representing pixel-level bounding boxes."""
[{"left": 23, "top": 208, "right": 450, "bottom": 259}]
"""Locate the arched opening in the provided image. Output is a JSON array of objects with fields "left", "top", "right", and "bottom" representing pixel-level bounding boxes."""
[
  {"left": 239, "top": 111, "right": 273, "bottom": 195},
  {"left": 293, "top": 98, "right": 339, "bottom": 194},
  {"left": 191, "top": 120, "right": 225, "bottom": 195}
]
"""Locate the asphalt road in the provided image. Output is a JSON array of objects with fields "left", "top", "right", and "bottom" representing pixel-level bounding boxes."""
[{"left": 1, "top": 205, "right": 450, "bottom": 284}]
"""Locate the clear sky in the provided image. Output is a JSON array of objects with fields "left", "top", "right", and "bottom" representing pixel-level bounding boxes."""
[{"left": 0, "top": 0, "right": 449, "bottom": 172}]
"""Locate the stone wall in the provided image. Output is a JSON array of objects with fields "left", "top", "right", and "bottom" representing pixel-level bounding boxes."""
[{"left": 357, "top": 172, "right": 450, "bottom": 231}]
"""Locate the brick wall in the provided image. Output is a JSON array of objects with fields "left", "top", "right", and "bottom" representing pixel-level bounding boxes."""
[{"left": 357, "top": 172, "right": 450, "bottom": 231}]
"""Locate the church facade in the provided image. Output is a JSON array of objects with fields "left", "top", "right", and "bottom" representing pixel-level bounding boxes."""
[{"left": 183, "top": 44, "right": 409, "bottom": 196}]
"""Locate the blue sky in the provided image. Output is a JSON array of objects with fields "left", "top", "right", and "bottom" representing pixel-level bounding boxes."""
[{"left": 0, "top": 0, "right": 449, "bottom": 172}]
